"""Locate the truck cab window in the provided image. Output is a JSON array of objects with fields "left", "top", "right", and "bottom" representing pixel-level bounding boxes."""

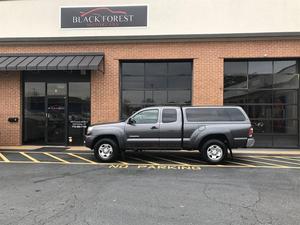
[
  {"left": 132, "top": 109, "right": 159, "bottom": 124},
  {"left": 162, "top": 109, "right": 177, "bottom": 123}
]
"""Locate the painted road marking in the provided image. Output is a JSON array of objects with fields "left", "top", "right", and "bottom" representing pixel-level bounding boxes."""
[
  {"left": 264, "top": 156, "right": 300, "bottom": 166},
  {"left": 127, "top": 156, "right": 160, "bottom": 165},
  {"left": 0, "top": 152, "right": 9, "bottom": 162},
  {"left": 117, "top": 160, "right": 129, "bottom": 166},
  {"left": 236, "top": 157, "right": 288, "bottom": 168},
  {"left": 0, "top": 151, "right": 300, "bottom": 169},
  {"left": 280, "top": 156, "right": 300, "bottom": 163},
  {"left": 20, "top": 152, "right": 40, "bottom": 163},
  {"left": 43, "top": 152, "right": 70, "bottom": 164},
  {"left": 170, "top": 155, "right": 207, "bottom": 164},
  {"left": 148, "top": 155, "right": 192, "bottom": 166},
  {"left": 226, "top": 160, "right": 256, "bottom": 167},
  {"left": 0, "top": 160, "right": 300, "bottom": 169},
  {"left": 67, "top": 153, "right": 97, "bottom": 164},
  {"left": 135, "top": 164, "right": 201, "bottom": 170}
]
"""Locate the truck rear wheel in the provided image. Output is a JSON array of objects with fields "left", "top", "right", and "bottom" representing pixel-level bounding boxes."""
[
  {"left": 94, "top": 138, "right": 119, "bottom": 162},
  {"left": 201, "top": 139, "right": 226, "bottom": 164}
]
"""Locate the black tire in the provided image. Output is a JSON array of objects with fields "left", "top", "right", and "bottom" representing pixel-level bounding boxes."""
[
  {"left": 93, "top": 138, "right": 119, "bottom": 162},
  {"left": 201, "top": 139, "right": 227, "bottom": 164}
]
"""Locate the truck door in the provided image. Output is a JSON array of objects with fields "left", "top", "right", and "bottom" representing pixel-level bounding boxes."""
[
  {"left": 125, "top": 108, "right": 160, "bottom": 149},
  {"left": 159, "top": 108, "right": 182, "bottom": 149}
]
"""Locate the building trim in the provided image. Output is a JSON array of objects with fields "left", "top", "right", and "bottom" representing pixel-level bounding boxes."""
[{"left": 1, "top": 32, "right": 300, "bottom": 44}]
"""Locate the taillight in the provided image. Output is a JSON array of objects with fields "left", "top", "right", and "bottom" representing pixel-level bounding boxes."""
[{"left": 248, "top": 127, "right": 253, "bottom": 138}]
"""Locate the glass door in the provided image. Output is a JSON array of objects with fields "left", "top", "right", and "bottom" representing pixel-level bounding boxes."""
[
  {"left": 23, "top": 82, "right": 46, "bottom": 144},
  {"left": 23, "top": 71, "right": 91, "bottom": 146},
  {"left": 46, "top": 83, "right": 67, "bottom": 145},
  {"left": 68, "top": 82, "right": 91, "bottom": 145}
]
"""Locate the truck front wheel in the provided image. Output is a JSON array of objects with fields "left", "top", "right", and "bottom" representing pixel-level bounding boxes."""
[
  {"left": 201, "top": 139, "right": 226, "bottom": 164},
  {"left": 94, "top": 138, "right": 119, "bottom": 162}
]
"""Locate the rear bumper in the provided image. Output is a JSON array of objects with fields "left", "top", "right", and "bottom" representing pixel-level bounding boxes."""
[{"left": 246, "top": 138, "right": 255, "bottom": 148}]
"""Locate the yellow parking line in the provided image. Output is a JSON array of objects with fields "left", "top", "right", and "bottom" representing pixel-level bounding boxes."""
[
  {"left": 44, "top": 152, "right": 70, "bottom": 164},
  {"left": 1, "top": 159, "right": 300, "bottom": 169},
  {"left": 117, "top": 160, "right": 129, "bottom": 165},
  {"left": 245, "top": 156, "right": 288, "bottom": 168},
  {"left": 127, "top": 156, "right": 160, "bottom": 165},
  {"left": 20, "top": 152, "right": 40, "bottom": 163},
  {"left": 0, "top": 153, "right": 9, "bottom": 162},
  {"left": 228, "top": 160, "right": 256, "bottom": 167},
  {"left": 67, "top": 153, "right": 97, "bottom": 164},
  {"left": 149, "top": 155, "right": 191, "bottom": 166},
  {"left": 172, "top": 155, "right": 255, "bottom": 167},
  {"left": 171, "top": 155, "right": 206, "bottom": 164},
  {"left": 286, "top": 157, "right": 300, "bottom": 162},
  {"left": 269, "top": 156, "right": 300, "bottom": 166}
]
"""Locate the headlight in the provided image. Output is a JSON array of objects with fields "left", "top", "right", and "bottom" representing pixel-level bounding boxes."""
[{"left": 87, "top": 126, "right": 93, "bottom": 135}]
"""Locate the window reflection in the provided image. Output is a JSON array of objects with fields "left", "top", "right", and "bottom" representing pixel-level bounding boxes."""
[
  {"left": 248, "top": 61, "right": 272, "bottom": 74},
  {"left": 224, "top": 60, "right": 299, "bottom": 147},
  {"left": 224, "top": 61, "right": 247, "bottom": 75},
  {"left": 121, "top": 61, "right": 192, "bottom": 118},
  {"left": 224, "top": 75, "right": 247, "bottom": 89},
  {"left": 274, "top": 61, "right": 296, "bottom": 74}
]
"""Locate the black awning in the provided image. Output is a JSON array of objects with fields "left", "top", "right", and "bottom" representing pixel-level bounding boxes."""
[{"left": 0, "top": 53, "right": 103, "bottom": 71}]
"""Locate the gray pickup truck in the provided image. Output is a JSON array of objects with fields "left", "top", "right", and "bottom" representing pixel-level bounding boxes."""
[{"left": 85, "top": 106, "right": 255, "bottom": 163}]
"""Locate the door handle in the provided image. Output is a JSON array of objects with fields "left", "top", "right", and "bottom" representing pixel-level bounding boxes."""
[{"left": 151, "top": 126, "right": 158, "bottom": 129}]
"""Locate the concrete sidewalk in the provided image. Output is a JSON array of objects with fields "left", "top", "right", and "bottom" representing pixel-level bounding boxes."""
[
  {"left": 234, "top": 148, "right": 300, "bottom": 155},
  {"left": 0, "top": 145, "right": 89, "bottom": 151}
]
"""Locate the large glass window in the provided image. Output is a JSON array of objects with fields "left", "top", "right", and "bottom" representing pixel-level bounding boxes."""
[
  {"left": 121, "top": 61, "right": 192, "bottom": 118},
  {"left": 224, "top": 60, "right": 299, "bottom": 147}
]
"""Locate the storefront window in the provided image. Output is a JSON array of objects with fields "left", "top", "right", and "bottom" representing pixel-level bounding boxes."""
[
  {"left": 224, "top": 60, "right": 299, "bottom": 147},
  {"left": 121, "top": 61, "right": 192, "bottom": 118}
]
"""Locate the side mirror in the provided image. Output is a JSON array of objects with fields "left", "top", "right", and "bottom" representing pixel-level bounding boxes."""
[{"left": 128, "top": 118, "right": 136, "bottom": 125}]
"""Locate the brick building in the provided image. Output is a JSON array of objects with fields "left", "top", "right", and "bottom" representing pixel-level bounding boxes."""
[{"left": 0, "top": 0, "right": 299, "bottom": 148}]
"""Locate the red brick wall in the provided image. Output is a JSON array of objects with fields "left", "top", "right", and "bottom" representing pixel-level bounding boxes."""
[
  {"left": 0, "top": 71, "right": 21, "bottom": 145},
  {"left": 0, "top": 39, "right": 300, "bottom": 145}
]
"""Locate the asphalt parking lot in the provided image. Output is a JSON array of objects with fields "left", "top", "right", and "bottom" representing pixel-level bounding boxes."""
[
  {"left": 0, "top": 149, "right": 300, "bottom": 225},
  {"left": 1, "top": 149, "right": 300, "bottom": 169}
]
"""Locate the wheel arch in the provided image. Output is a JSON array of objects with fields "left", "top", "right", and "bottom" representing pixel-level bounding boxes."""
[
  {"left": 198, "top": 134, "right": 230, "bottom": 150},
  {"left": 92, "top": 135, "right": 120, "bottom": 150}
]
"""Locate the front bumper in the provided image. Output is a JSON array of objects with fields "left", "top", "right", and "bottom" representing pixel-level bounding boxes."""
[
  {"left": 84, "top": 135, "right": 95, "bottom": 149},
  {"left": 246, "top": 138, "right": 255, "bottom": 148}
]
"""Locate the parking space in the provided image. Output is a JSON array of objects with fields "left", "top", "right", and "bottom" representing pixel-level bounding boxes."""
[{"left": 0, "top": 150, "right": 300, "bottom": 170}]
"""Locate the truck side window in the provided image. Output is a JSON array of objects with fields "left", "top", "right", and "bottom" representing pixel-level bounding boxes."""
[
  {"left": 162, "top": 109, "right": 177, "bottom": 123},
  {"left": 132, "top": 109, "right": 159, "bottom": 124},
  {"left": 185, "top": 108, "right": 246, "bottom": 122}
]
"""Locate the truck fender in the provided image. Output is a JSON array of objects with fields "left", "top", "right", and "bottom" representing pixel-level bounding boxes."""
[
  {"left": 93, "top": 128, "right": 126, "bottom": 151},
  {"left": 190, "top": 126, "right": 234, "bottom": 150}
]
